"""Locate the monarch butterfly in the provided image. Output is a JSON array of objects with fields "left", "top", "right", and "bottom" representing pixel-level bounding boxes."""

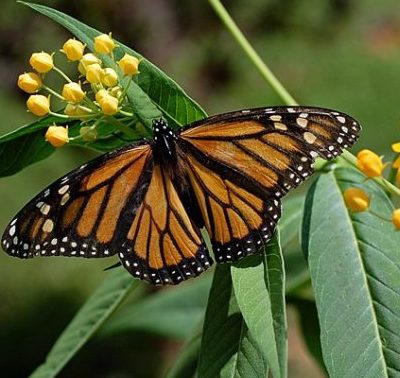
[{"left": 2, "top": 106, "right": 361, "bottom": 285}]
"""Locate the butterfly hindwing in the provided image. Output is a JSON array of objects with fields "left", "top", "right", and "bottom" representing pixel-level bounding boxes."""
[
  {"left": 2, "top": 143, "right": 153, "bottom": 259},
  {"left": 182, "top": 151, "right": 279, "bottom": 262},
  {"left": 117, "top": 164, "right": 212, "bottom": 285}
]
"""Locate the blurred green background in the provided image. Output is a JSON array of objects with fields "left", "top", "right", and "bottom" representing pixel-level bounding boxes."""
[{"left": 1, "top": 0, "right": 399, "bottom": 377}]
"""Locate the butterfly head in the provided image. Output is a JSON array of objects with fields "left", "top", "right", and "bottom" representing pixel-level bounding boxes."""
[{"left": 152, "top": 118, "right": 178, "bottom": 159}]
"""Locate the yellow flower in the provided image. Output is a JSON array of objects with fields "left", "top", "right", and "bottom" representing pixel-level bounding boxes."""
[
  {"left": 64, "top": 103, "right": 91, "bottom": 117},
  {"left": 45, "top": 125, "right": 69, "bottom": 147},
  {"left": 94, "top": 33, "right": 116, "bottom": 54},
  {"left": 17, "top": 72, "right": 42, "bottom": 93},
  {"left": 62, "top": 39, "right": 85, "bottom": 61},
  {"left": 392, "top": 143, "right": 400, "bottom": 153},
  {"left": 99, "top": 93, "right": 119, "bottom": 115},
  {"left": 78, "top": 53, "right": 101, "bottom": 75},
  {"left": 95, "top": 89, "right": 109, "bottom": 103},
  {"left": 86, "top": 63, "right": 103, "bottom": 84},
  {"left": 62, "top": 82, "right": 85, "bottom": 103},
  {"left": 343, "top": 187, "right": 370, "bottom": 212},
  {"left": 102, "top": 68, "right": 118, "bottom": 87},
  {"left": 356, "top": 149, "right": 384, "bottom": 178},
  {"left": 26, "top": 94, "right": 50, "bottom": 116},
  {"left": 79, "top": 126, "right": 98, "bottom": 142},
  {"left": 118, "top": 53, "right": 140, "bottom": 76},
  {"left": 29, "top": 52, "right": 54, "bottom": 73}
]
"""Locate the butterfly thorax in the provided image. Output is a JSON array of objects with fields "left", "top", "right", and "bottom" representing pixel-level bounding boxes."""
[{"left": 152, "top": 119, "right": 179, "bottom": 166}]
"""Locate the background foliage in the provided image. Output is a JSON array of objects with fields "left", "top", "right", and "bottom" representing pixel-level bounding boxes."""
[{"left": 1, "top": 0, "right": 400, "bottom": 377}]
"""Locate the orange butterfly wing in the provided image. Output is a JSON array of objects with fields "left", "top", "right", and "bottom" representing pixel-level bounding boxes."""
[
  {"left": 2, "top": 143, "right": 153, "bottom": 258},
  {"left": 117, "top": 164, "right": 212, "bottom": 285},
  {"left": 178, "top": 107, "right": 360, "bottom": 260}
]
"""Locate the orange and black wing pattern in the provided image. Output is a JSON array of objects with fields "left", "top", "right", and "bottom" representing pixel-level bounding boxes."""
[
  {"left": 2, "top": 143, "right": 153, "bottom": 259},
  {"left": 116, "top": 164, "right": 212, "bottom": 285},
  {"left": 178, "top": 106, "right": 361, "bottom": 260}
]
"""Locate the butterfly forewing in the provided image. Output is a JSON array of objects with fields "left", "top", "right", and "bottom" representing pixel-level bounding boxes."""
[{"left": 2, "top": 143, "right": 153, "bottom": 258}]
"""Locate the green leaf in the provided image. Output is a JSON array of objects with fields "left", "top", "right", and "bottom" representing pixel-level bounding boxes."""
[
  {"left": 101, "top": 275, "right": 212, "bottom": 340},
  {"left": 198, "top": 265, "right": 268, "bottom": 378},
  {"left": 21, "top": 2, "right": 207, "bottom": 129},
  {"left": 232, "top": 232, "right": 287, "bottom": 378},
  {"left": 29, "top": 269, "right": 139, "bottom": 378},
  {"left": 280, "top": 195, "right": 310, "bottom": 293},
  {"left": 302, "top": 168, "right": 400, "bottom": 378}
]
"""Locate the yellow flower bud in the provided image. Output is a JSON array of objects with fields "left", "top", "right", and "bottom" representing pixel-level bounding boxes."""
[
  {"left": 356, "top": 149, "right": 384, "bottom": 178},
  {"left": 343, "top": 187, "right": 370, "bottom": 212},
  {"left": 102, "top": 67, "right": 118, "bottom": 87},
  {"left": 99, "top": 94, "right": 119, "bottom": 115},
  {"left": 78, "top": 53, "right": 101, "bottom": 75},
  {"left": 62, "top": 38, "right": 85, "bottom": 61},
  {"left": 64, "top": 103, "right": 91, "bottom": 117},
  {"left": 79, "top": 126, "right": 98, "bottom": 142},
  {"left": 118, "top": 53, "right": 140, "bottom": 76},
  {"left": 29, "top": 52, "right": 54, "bottom": 73},
  {"left": 94, "top": 33, "right": 116, "bottom": 54},
  {"left": 26, "top": 94, "right": 50, "bottom": 116},
  {"left": 392, "top": 142, "right": 400, "bottom": 153},
  {"left": 45, "top": 125, "right": 69, "bottom": 147},
  {"left": 95, "top": 89, "right": 109, "bottom": 103},
  {"left": 86, "top": 63, "right": 103, "bottom": 84},
  {"left": 393, "top": 209, "right": 400, "bottom": 230},
  {"left": 62, "top": 82, "right": 85, "bottom": 103},
  {"left": 17, "top": 72, "right": 42, "bottom": 93}
]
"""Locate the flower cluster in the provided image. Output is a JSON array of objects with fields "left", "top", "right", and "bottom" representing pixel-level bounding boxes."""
[
  {"left": 343, "top": 147, "right": 400, "bottom": 230},
  {"left": 18, "top": 33, "right": 140, "bottom": 147}
]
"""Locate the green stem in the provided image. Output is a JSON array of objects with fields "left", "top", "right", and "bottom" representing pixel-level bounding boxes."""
[
  {"left": 208, "top": 0, "right": 297, "bottom": 106},
  {"left": 209, "top": 0, "right": 400, "bottom": 199},
  {"left": 42, "top": 85, "right": 64, "bottom": 100},
  {"left": 119, "top": 109, "right": 134, "bottom": 117},
  {"left": 49, "top": 111, "right": 69, "bottom": 119},
  {"left": 53, "top": 66, "right": 72, "bottom": 83}
]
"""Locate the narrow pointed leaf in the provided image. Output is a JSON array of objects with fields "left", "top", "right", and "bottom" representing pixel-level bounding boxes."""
[
  {"left": 198, "top": 265, "right": 268, "bottom": 377},
  {"left": 302, "top": 168, "right": 400, "bottom": 378},
  {"left": 232, "top": 232, "right": 287, "bottom": 378},
  {"left": 29, "top": 269, "right": 139, "bottom": 378},
  {"left": 281, "top": 195, "right": 309, "bottom": 293}
]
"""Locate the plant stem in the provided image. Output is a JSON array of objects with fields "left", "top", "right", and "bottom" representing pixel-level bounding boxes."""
[
  {"left": 42, "top": 85, "right": 64, "bottom": 100},
  {"left": 208, "top": 0, "right": 297, "bottom": 106},
  {"left": 53, "top": 66, "right": 72, "bottom": 83}
]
